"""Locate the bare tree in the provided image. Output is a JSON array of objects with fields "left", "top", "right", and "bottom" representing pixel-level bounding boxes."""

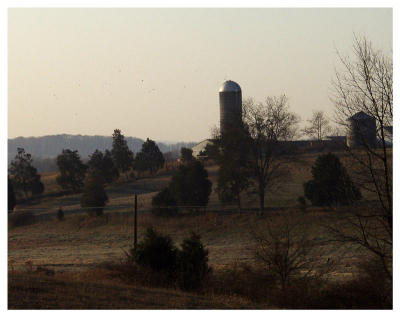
[
  {"left": 330, "top": 125, "right": 345, "bottom": 137},
  {"left": 252, "top": 214, "right": 335, "bottom": 291},
  {"left": 330, "top": 35, "right": 392, "bottom": 279},
  {"left": 303, "top": 110, "right": 332, "bottom": 141},
  {"left": 243, "top": 95, "right": 300, "bottom": 212}
]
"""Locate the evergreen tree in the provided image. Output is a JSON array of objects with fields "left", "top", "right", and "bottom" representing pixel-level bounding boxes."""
[
  {"left": 9, "top": 148, "right": 44, "bottom": 198},
  {"left": 8, "top": 176, "right": 16, "bottom": 212},
  {"left": 31, "top": 179, "right": 45, "bottom": 196},
  {"left": 304, "top": 153, "right": 361, "bottom": 206},
  {"left": 57, "top": 207, "right": 64, "bottom": 221},
  {"left": 151, "top": 187, "right": 178, "bottom": 216},
  {"left": 80, "top": 169, "right": 108, "bottom": 216},
  {"left": 111, "top": 129, "right": 134, "bottom": 177},
  {"left": 132, "top": 227, "right": 177, "bottom": 274},
  {"left": 177, "top": 232, "right": 209, "bottom": 290},
  {"left": 88, "top": 149, "right": 119, "bottom": 183},
  {"left": 134, "top": 138, "right": 165, "bottom": 174},
  {"left": 214, "top": 126, "right": 251, "bottom": 210},
  {"left": 180, "top": 147, "right": 194, "bottom": 163},
  {"left": 216, "top": 162, "right": 249, "bottom": 210},
  {"left": 169, "top": 160, "right": 212, "bottom": 207},
  {"left": 56, "top": 149, "right": 87, "bottom": 192}
]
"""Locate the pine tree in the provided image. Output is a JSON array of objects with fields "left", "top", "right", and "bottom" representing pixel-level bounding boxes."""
[
  {"left": 180, "top": 147, "right": 194, "bottom": 163},
  {"left": 134, "top": 138, "right": 165, "bottom": 175},
  {"left": 214, "top": 125, "right": 251, "bottom": 210},
  {"left": 56, "top": 149, "right": 87, "bottom": 192},
  {"left": 304, "top": 153, "right": 361, "bottom": 206},
  {"left": 8, "top": 176, "right": 16, "bottom": 212},
  {"left": 169, "top": 160, "right": 212, "bottom": 207},
  {"left": 111, "top": 129, "right": 134, "bottom": 178},
  {"left": 80, "top": 169, "right": 108, "bottom": 216},
  {"left": 9, "top": 148, "right": 44, "bottom": 198},
  {"left": 177, "top": 232, "right": 209, "bottom": 290},
  {"left": 88, "top": 149, "right": 119, "bottom": 183}
]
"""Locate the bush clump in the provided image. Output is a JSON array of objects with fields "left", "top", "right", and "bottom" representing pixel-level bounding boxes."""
[
  {"left": 169, "top": 160, "right": 212, "bottom": 207},
  {"left": 131, "top": 227, "right": 177, "bottom": 275},
  {"left": 57, "top": 207, "right": 64, "bottom": 221},
  {"left": 177, "top": 232, "right": 210, "bottom": 290},
  {"left": 128, "top": 228, "right": 209, "bottom": 290},
  {"left": 80, "top": 169, "right": 108, "bottom": 216},
  {"left": 297, "top": 196, "right": 307, "bottom": 212},
  {"left": 304, "top": 153, "right": 361, "bottom": 206},
  {"left": 151, "top": 187, "right": 178, "bottom": 216},
  {"left": 151, "top": 160, "right": 212, "bottom": 216}
]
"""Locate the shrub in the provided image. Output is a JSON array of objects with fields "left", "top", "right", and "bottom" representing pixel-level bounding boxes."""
[
  {"left": 8, "top": 176, "right": 16, "bottom": 212},
  {"left": 169, "top": 160, "right": 212, "bottom": 208},
  {"left": 177, "top": 232, "right": 210, "bottom": 290},
  {"left": 151, "top": 187, "right": 178, "bottom": 216},
  {"left": 80, "top": 169, "right": 108, "bottom": 216},
  {"left": 180, "top": 147, "right": 194, "bottom": 163},
  {"left": 57, "top": 207, "right": 64, "bottom": 221},
  {"left": 131, "top": 227, "right": 177, "bottom": 275},
  {"left": 112, "top": 260, "right": 174, "bottom": 288},
  {"left": 126, "top": 229, "right": 209, "bottom": 291},
  {"left": 304, "top": 153, "right": 361, "bottom": 206},
  {"left": 297, "top": 196, "right": 307, "bottom": 212}
]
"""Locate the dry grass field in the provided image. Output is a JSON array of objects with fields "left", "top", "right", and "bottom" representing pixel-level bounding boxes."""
[
  {"left": 9, "top": 207, "right": 367, "bottom": 272},
  {"left": 8, "top": 150, "right": 389, "bottom": 309},
  {"left": 9, "top": 270, "right": 258, "bottom": 309}
]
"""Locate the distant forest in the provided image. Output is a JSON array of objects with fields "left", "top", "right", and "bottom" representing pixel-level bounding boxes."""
[{"left": 8, "top": 134, "right": 196, "bottom": 173}]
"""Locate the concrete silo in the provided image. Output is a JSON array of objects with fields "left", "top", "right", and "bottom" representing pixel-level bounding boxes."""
[
  {"left": 346, "top": 111, "right": 376, "bottom": 148},
  {"left": 219, "top": 80, "right": 242, "bottom": 135}
]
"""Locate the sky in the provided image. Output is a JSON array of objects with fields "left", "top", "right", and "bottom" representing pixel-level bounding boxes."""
[{"left": 8, "top": 8, "right": 393, "bottom": 142}]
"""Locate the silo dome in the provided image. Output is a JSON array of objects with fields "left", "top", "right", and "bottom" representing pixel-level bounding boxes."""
[{"left": 219, "top": 80, "right": 241, "bottom": 93}]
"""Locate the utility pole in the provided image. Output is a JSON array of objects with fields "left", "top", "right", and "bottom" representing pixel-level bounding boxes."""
[{"left": 134, "top": 193, "right": 138, "bottom": 249}]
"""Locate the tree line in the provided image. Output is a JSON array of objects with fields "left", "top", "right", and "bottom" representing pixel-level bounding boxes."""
[
  {"left": 8, "top": 129, "right": 165, "bottom": 211},
  {"left": 7, "top": 134, "right": 197, "bottom": 166}
]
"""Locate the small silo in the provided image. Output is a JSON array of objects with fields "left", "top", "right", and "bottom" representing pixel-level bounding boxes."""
[
  {"left": 346, "top": 111, "right": 376, "bottom": 148},
  {"left": 219, "top": 80, "right": 242, "bottom": 135}
]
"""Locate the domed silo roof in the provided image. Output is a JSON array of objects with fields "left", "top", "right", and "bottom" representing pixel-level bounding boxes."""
[
  {"left": 347, "top": 111, "right": 373, "bottom": 121},
  {"left": 219, "top": 80, "right": 241, "bottom": 93},
  {"left": 346, "top": 111, "right": 376, "bottom": 148}
]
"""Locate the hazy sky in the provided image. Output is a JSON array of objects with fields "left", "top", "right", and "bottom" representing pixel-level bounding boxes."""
[{"left": 8, "top": 8, "right": 392, "bottom": 142}]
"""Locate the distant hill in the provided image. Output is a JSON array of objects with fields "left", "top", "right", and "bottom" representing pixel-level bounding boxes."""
[{"left": 8, "top": 134, "right": 196, "bottom": 172}]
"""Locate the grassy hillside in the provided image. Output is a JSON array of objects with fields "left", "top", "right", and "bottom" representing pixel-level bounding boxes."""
[
  {"left": 20, "top": 150, "right": 377, "bottom": 213},
  {"left": 8, "top": 150, "right": 390, "bottom": 309}
]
